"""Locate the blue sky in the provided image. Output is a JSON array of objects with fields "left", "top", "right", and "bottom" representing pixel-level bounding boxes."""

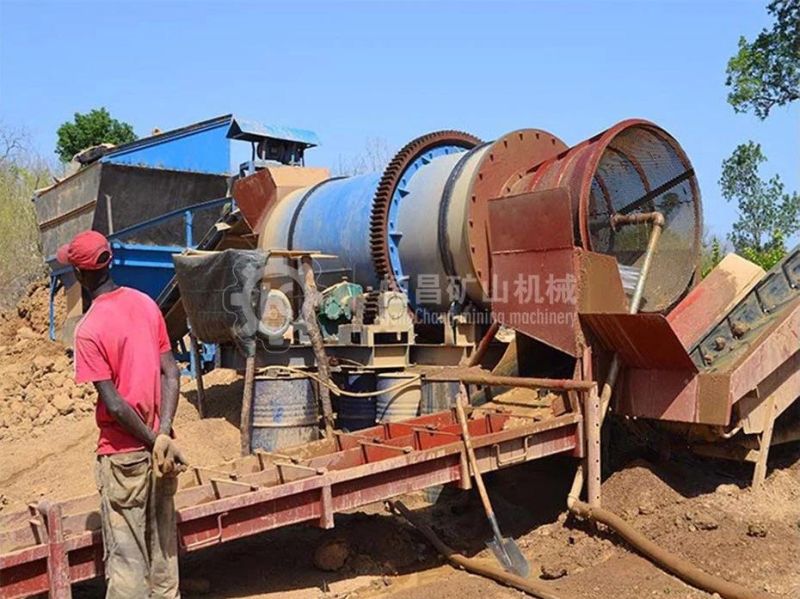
[{"left": 1, "top": 0, "right": 797, "bottom": 244}]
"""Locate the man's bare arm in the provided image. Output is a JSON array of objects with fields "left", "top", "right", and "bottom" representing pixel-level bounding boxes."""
[
  {"left": 158, "top": 351, "right": 180, "bottom": 436},
  {"left": 94, "top": 380, "right": 157, "bottom": 449}
]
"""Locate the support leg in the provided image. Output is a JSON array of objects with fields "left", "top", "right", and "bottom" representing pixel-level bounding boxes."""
[
  {"left": 189, "top": 333, "right": 206, "bottom": 419},
  {"left": 299, "top": 256, "right": 334, "bottom": 438},
  {"left": 240, "top": 355, "right": 256, "bottom": 456},
  {"left": 752, "top": 394, "right": 777, "bottom": 487},
  {"left": 585, "top": 386, "right": 602, "bottom": 507},
  {"left": 39, "top": 501, "right": 72, "bottom": 599}
]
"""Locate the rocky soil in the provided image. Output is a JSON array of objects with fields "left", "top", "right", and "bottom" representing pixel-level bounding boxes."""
[{"left": 0, "top": 282, "right": 97, "bottom": 441}]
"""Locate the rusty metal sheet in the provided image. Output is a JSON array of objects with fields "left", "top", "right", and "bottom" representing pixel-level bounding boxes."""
[
  {"left": 468, "top": 129, "right": 567, "bottom": 294},
  {"left": 617, "top": 370, "right": 731, "bottom": 425},
  {"left": 618, "top": 369, "right": 699, "bottom": 422},
  {"left": 581, "top": 313, "right": 698, "bottom": 371},
  {"left": 668, "top": 253, "right": 764, "bottom": 348},
  {"left": 232, "top": 166, "right": 328, "bottom": 234},
  {"left": 577, "top": 251, "right": 628, "bottom": 314},
  {"left": 488, "top": 188, "right": 574, "bottom": 253},
  {"left": 738, "top": 350, "right": 800, "bottom": 434},
  {"left": 491, "top": 247, "right": 581, "bottom": 356}
]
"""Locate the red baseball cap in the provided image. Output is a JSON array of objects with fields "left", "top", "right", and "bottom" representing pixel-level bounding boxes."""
[{"left": 56, "top": 230, "right": 113, "bottom": 270}]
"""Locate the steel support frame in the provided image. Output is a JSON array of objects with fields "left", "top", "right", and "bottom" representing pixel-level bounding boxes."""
[{"left": 0, "top": 411, "right": 581, "bottom": 599}]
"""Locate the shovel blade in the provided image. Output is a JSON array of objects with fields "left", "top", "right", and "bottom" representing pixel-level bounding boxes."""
[{"left": 486, "top": 537, "right": 530, "bottom": 578}]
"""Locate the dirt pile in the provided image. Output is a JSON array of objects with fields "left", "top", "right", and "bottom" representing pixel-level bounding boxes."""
[{"left": 0, "top": 281, "right": 97, "bottom": 441}]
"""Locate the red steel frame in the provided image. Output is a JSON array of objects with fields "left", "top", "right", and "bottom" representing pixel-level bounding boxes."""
[{"left": 1, "top": 407, "right": 586, "bottom": 599}]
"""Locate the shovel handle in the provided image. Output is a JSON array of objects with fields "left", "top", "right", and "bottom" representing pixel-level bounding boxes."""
[{"left": 454, "top": 383, "right": 497, "bottom": 522}]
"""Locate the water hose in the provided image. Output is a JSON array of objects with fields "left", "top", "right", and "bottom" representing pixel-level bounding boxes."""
[
  {"left": 258, "top": 365, "right": 422, "bottom": 398},
  {"left": 389, "top": 501, "right": 568, "bottom": 599},
  {"left": 568, "top": 500, "right": 772, "bottom": 599}
]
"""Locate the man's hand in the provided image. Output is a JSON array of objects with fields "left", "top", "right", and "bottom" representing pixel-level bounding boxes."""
[{"left": 153, "top": 434, "right": 187, "bottom": 477}]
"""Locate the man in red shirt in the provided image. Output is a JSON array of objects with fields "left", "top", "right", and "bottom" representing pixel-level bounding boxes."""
[{"left": 58, "top": 230, "right": 185, "bottom": 598}]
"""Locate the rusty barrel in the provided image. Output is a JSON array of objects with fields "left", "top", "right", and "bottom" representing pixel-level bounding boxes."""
[
  {"left": 251, "top": 373, "right": 320, "bottom": 452},
  {"left": 336, "top": 371, "right": 378, "bottom": 432},
  {"left": 420, "top": 380, "right": 460, "bottom": 414},
  {"left": 376, "top": 373, "right": 422, "bottom": 423}
]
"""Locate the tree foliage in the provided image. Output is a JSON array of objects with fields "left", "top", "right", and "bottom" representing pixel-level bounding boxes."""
[
  {"left": 55, "top": 108, "right": 136, "bottom": 162},
  {"left": 0, "top": 126, "right": 51, "bottom": 307},
  {"left": 725, "top": 0, "right": 800, "bottom": 119},
  {"left": 701, "top": 235, "right": 725, "bottom": 278},
  {"left": 719, "top": 141, "right": 799, "bottom": 268},
  {"left": 739, "top": 231, "right": 788, "bottom": 270}
]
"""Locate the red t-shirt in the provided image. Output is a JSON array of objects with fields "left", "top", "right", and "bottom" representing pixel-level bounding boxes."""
[{"left": 74, "top": 286, "right": 171, "bottom": 455}]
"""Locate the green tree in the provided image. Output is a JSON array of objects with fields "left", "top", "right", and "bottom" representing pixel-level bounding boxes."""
[
  {"left": 719, "top": 141, "right": 799, "bottom": 269},
  {"left": 701, "top": 235, "right": 725, "bottom": 278},
  {"left": 725, "top": 0, "right": 800, "bottom": 119},
  {"left": 55, "top": 108, "right": 136, "bottom": 162}
]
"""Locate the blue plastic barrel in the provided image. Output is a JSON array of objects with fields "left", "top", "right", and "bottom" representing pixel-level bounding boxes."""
[
  {"left": 336, "top": 371, "right": 378, "bottom": 432},
  {"left": 376, "top": 373, "right": 422, "bottom": 423},
  {"left": 251, "top": 374, "right": 320, "bottom": 452}
]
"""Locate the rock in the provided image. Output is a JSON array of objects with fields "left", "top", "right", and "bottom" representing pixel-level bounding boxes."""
[
  {"left": 314, "top": 538, "right": 350, "bottom": 572},
  {"left": 540, "top": 559, "right": 569, "bottom": 580},
  {"left": 638, "top": 502, "right": 655, "bottom": 515},
  {"left": 715, "top": 483, "right": 739, "bottom": 496},
  {"left": 684, "top": 510, "right": 718, "bottom": 531},
  {"left": 40, "top": 404, "right": 58, "bottom": 424},
  {"left": 17, "top": 326, "right": 36, "bottom": 340},
  {"left": 746, "top": 522, "right": 768, "bottom": 538},
  {"left": 53, "top": 355, "right": 71, "bottom": 373},
  {"left": 32, "top": 355, "right": 54, "bottom": 372},
  {"left": 52, "top": 393, "right": 75, "bottom": 415}
]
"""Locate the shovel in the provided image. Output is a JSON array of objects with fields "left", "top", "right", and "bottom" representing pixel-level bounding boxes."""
[{"left": 454, "top": 383, "right": 530, "bottom": 578}]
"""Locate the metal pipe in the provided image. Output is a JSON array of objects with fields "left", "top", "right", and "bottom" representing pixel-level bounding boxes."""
[
  {"left": 615, "top": 211, "right": 665, "bottom": 315},
  {"left": 461, "top": 321, "right": 501, "bottom": 368},
  {"left": 425, "top": 371, "right": 595, "bottom": 391}
]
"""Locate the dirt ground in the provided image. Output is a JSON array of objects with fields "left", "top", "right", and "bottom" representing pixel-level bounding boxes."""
[{"left": 1, "top": 283, "right": 799, "bottom": 598}]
